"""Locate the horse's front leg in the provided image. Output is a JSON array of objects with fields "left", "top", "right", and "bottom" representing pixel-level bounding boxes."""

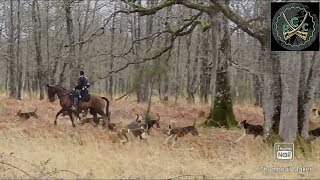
[
  {"left": 71, "top": 109, "right": 81, "bottom": 121},
  {"left": 67, "top": 109, "right": 76, "bottom": 128},
  {"left": 55, "top": 108, "right": 66, "bottom": 126}
]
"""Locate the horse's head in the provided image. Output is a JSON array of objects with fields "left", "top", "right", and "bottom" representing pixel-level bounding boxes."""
[{"left": 46, "top": 84, "right": 57, "bottom": 102}]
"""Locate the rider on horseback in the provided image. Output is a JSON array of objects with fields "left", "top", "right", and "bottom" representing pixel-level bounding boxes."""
[{"left": 72, "top": 71, "right": 90, "bottom": 112}]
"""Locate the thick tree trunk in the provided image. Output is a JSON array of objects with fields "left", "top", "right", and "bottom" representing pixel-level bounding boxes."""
[
  {"left": 261, "top": 43, "right": 282, "bottom": 135},
  {"left": 189, "top": 30, "right": 201, "bottom": 103},
  {"left": 207, "top": 10, "right": 237, "bottom": 128},
  {"left": 16, "top": 0, "right": 23, "bottom": 100},
  {"left": 209, "top": 11, "right": 219, "bottom": 106},
  {"left": 107, "top": 3, "right": 116, "bottom": 100},
  {"left": 64, "top": 0, "right": 76, "bottom": 88},
  {"left": 32, "top": 0, "right": 45, "bottom": 100},
  {"left": 200, "top": 29, "right": 210, "bottom": 104},
  {"left": 162, "top": 6, "right": 171, "bottom": 102},
  {"left": 133, "top": 0, "right": 145, "bottom": 102},
  {"left": 279, "top": 52, "right": 300, "bottom": 142},
  {"left": 174, "top": 36, "right": 181, "bottom": 104},
  {"left": 298, "top": 52, "right": 320, "bottom": 138},
  {"left": 8, "top": 0, "right": 16, "bottom": 98},
  {"left": 186, "top": 32, "right": 193, "bottom": 102}
]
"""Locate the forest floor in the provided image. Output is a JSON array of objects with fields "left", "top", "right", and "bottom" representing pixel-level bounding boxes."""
[{"left": 0, "top": 95, "right": 320, "bottom": 179}]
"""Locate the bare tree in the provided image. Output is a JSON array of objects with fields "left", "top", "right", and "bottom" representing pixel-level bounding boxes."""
[
  {"left": 31, "top": 0, "right": 45, "bottom": 100},
  {"left": 64, "top": 0, "right": 76, "bottom": 88},
  {"left": 16, "top": 0, "right": 23, "bottom": 100},
  {"left": 8, "top": 0, "right": 16, "bottom": 98}
]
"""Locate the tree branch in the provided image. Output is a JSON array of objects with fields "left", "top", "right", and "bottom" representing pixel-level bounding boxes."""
[
  {"left": 95, "top": 38, "right": 174, "bottom": 81},
  {"left": 120, "top": 0, "right": 176, "bottom": 16},
  {"left": 64, "top": 9, "right": 137, "bottom": 47},
  {"left": 176, "top": 0, "right": 211, "bottom": 14},
  {"left": 210, "top": 1, "right": 266, "bottom": 42},
  {"left": 230, "top": 16, "right": 263, "bottom": 33},
  {"left": 95, "top": 12, "right": 202, "bottom": 81}
]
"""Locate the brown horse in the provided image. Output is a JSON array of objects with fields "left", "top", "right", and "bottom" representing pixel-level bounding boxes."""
[{"left": 46, "top": 84, "right": 111, "bottom": 128}]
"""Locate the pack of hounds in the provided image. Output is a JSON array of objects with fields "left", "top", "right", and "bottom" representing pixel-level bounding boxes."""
[
  {"left": 14, "top": 107, "right": 320, "bottom": 146},
  {"left": 14, "top": 108, "right": 199, "bottom": 147}
]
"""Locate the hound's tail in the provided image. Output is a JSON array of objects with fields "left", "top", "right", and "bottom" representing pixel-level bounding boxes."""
[
  {"left": 193, "top": 118, "right": 196, "bottom": 126},
  {"left": 156, "top": 113, "right": 160, "bottom": 121},
  {"left": 33, "top": 108, "right": 38, "bottom": 113},
  {"left": 135, "top": 114, "right": 140, "bottom": 122}
]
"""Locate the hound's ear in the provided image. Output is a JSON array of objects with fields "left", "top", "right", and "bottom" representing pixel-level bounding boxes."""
[{"left": 169, "top": 125, "right": 172, "bottom": 129}]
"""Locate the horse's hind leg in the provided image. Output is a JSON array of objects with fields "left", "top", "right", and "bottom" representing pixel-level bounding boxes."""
[
  {"left": 89, "top": 109, "right": 99, "bottom": 126},
  {"left": 54, "top": 109, "right": 65, "bottom": 126}
]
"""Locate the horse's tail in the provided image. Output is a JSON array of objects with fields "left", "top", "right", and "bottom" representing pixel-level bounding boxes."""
[{"left": 101, "top": 97, "right": 111, "bottom": 116}]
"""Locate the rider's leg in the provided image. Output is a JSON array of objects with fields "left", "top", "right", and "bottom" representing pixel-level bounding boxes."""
[
  {"left": 73, "top": 94, "right": 78, "bottom": 111},
  {"left": 76, "top": 91, "right": 82, "bottom": 113}
]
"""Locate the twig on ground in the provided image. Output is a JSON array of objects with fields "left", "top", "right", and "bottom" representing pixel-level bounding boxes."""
[
  {"left": 116, "top": 90, "right": 133, "bottom": 101},
  {"left": 167, "top": 174, "right": 210, "bottom": 180},
  {"left": 0, "top": 161, "right": 34, "bottom": 178}
]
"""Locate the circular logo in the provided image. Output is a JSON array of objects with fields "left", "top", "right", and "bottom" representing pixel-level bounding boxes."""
[{"left": 272, "top": 3, "right": 319, "bottom": 51}]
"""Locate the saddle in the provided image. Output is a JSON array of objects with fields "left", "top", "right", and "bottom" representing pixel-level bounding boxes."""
[
  {"left": 71, "top": 89, "right": 90, "bottom": 102},
  {"left": 79, "top": 89, "right": 90, "bottom": 102}
]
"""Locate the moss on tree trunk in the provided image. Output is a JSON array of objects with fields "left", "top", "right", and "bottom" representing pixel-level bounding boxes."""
[{"left": 205, "top": 71, "right": 237, "bottom": 129}]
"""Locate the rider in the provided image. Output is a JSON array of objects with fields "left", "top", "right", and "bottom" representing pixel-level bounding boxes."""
[{"left": 72, "top": 70, "right": 90, "bottom": 112}]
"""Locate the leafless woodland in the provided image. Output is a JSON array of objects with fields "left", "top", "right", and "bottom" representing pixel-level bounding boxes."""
[{"left": 0, "top": 0, "right": 320, "bottom": 143}]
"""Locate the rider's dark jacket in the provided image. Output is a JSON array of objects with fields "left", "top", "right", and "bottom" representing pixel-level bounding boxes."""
[{"left": 75, "top": 75, "right": 89, "bottom": 90}]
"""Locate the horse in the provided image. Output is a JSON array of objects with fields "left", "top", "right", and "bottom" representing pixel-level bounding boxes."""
[{"left": 46, "top": 84, "right": 111, "bottom": 128}]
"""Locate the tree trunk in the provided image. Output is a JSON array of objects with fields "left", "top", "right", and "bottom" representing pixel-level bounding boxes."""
[
  {"left": 209, "top": 11, "right": 219, "bottom": 106},
  {"left": 298, "top": 52, "right": 320, "bottom": 138},
  {"left": 262, "top": 44, "right": 282, "bottom": 135},
  {"left": 200, "top": 29, "right": 210, "bottom": 104},
  {"left": 162, "top": 6, "right": 171, "bottom": 102},
  {"left": 189, "top": 29, "right": 201, "bottom": 103},
  {"left": 16, "top": 0, "right": 23, "bottom": 100},
  {"left": 107, "top": 3, "right": 116, "bottom": 100},
  {"left": 133, "top": 0, "right": 144, "bottom": 102},
  {"left": 252, "top": 38, "right": 262, "bottom": 106},
  {"left": 64, "top": 0, "right": 76, "bottom": 88},
  {"left": 207, "top": 9, "right": 237, "bottom": 128},
  {"left": 45, "top": 0, "right": 50, "bottom": 83},
  {"left": 279, "top": 52, "right": 300, "bottom": 142},
  {"left": 186, "top": 32, "right": 193, "bottom": 102},
  {"left": 8, "top": 0, "right": 16, "bottom": 98},
  {"left": 174, "top": 36, "right": 181, "bottom": 104},
  {"left": 32, "top": 0, "right": 45, "bottom": 100}
]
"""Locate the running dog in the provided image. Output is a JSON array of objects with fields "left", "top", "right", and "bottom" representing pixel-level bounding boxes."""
[
  {"left": 15, "top": 108, "right": 38, "bottom": 119},
  {"left": 144, "top": 113, "right": 161, "bottom": 134},
  {"left": 165, "top": 119, "right": 198, "bottom": 147},
  {"left": 236, "top": 120, "right": 263, "bottom": 142},
  {"left": 116, "top": 114, "right": 148, "bottom": 144}
]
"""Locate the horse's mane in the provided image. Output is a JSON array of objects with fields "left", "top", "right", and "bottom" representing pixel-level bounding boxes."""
[{"left": 52, "top": 85, "right": 68, "bottom": 91}]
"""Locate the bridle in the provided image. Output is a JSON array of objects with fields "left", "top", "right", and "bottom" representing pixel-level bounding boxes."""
[{"left": 49, "top": 86, "right": 73, "bottom": 99}]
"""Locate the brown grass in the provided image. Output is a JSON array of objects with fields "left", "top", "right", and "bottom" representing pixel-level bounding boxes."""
[{"left": 0, "top": 96, "right": 319, "bottom": 179}]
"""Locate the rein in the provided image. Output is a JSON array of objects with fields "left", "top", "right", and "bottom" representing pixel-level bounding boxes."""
[
  {"left": 49, "top": 86, "right": 73, "bottom": 99},
  {"left": 58, "top": 91, "right": 73, "bottom": 98}
]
